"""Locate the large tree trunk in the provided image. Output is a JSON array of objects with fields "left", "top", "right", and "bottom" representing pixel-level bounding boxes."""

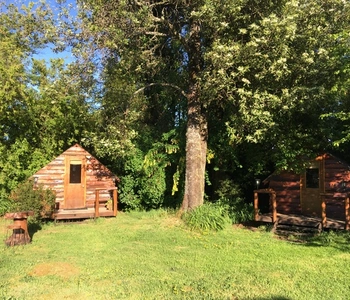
[{"left": 182, "top": 19, "right": 207, "bottom": 211}]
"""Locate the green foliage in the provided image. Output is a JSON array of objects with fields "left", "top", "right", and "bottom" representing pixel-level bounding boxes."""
[
  {"left": 139, "top": 130, "right": 181, "bottom": 209},
  {"left": 310, "top": 230, "right": 350, "bottom": 247},
  {"left": 182, "top": 203, "right": 230, "bottom": 232},
  {"left": 8, "top": 179, "right": 56, "bottom": 222},
  {"left": 0, "top": 139, "right": 52, "bottom": 215},
  {"left": 215, "top": 179, "right": 254, "bottom": 224},
  {"left": 0, "top": 1, "right": 90, "bottom": 213},
  {"left": 73, "top": 0, "right": 350, "bottom": 211},
  {"left": 118, "top": 174, "right": 142, "bottom": 211},
  {"left": 2, "top": 0, "right": 350, "bottom": 215}
]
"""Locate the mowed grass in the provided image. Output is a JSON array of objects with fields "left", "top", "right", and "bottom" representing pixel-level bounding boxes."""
[{"left": 1, "top": 210, "right": 350, "bottom": 300}]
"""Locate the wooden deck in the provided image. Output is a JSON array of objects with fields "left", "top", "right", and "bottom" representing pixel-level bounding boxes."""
[
  {"left": 52, "top": 188, "right": 118, "bottom": 220},
  {"left": 254, "top": 189, "right": 350, "bottom": 231},
  {"left": 256, "top": 213, "right": 345, "bottom": 230},
  {"left": 52, "top": 207, "right": 116, "bottom": 220}
]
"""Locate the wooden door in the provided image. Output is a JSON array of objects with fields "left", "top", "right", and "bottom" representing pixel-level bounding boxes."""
[
  {"left": 300, "top": 159, "right": 325, "bottom": 216},
  {"left": 64, "top": 156, "right": 86, "bottom": 209}
]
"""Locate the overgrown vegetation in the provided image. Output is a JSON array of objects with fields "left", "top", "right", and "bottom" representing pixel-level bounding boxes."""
[
  {"left": 8, "top": 179, "right": 56, "bottom": 222},
  {"left": 1, "top": 0, "right": 350, "bottom": 215},
  {"left": 1, "top": 212, "right": 350, "bottom": 299},
  {"left": 215, "top": 179, "right": 254, "bottom": 224},
  {"left": 182, "top": 202, "right": 231, "bottom": 232}
]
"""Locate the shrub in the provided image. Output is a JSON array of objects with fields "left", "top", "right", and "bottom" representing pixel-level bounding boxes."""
[
  {"left": 215, "top": 179, "right": 254, "bottom": 224},
  {"left": 8, "top": 179, "right": 56, "bottom": 222},
  {"left": 118, "top": 174, "right": 142, "bottom": 211},
  {"left": 182, "top": 203, "right": 230, "bottom": 232}
]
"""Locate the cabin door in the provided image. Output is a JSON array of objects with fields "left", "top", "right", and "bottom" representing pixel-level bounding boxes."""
[
  {"left": 65, "top": 156, "right": 86, "bottom": 209},
  {"left": 300, "top": 159, "right": 325, "bottom": 216}
]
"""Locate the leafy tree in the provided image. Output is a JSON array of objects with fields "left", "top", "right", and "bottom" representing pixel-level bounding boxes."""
[
  {"left": 0, "top": 1, "right": 94, "bottom": 213},
  {"left": 56, "top": 0, "right": 349, "bottom": 212},
  {"left": 73, "top": 0, "right": 349, "bottom": 210}
]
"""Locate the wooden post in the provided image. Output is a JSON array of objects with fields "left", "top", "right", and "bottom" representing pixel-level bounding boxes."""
[
  {"left": 95, "top": 190, "right": 100, "bottom": 218},
  {"left": 321, "top": 194, "right": 326, "bottom": 229},
  {"left": 271, "top": 191, "right": 277, "bottom": 224},
  {"left": 254, "top": 191, "right": 259, "bottom": 221},
  {"left": 112, "top": 188, "right": 118, "bottom": 217},
  {"left": 345, "top": 196, "right": 350, "bottom": 231}
]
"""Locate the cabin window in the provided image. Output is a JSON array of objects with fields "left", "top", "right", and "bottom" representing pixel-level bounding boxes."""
[
  {"left": 69, "top": 161, "right": 82, "bottom": 184},
  {"left": 306, "top": 168, "right": 319, "bottom": 188}
]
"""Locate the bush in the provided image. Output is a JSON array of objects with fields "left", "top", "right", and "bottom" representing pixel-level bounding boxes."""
[
  {"left": 182, "top": 203, "right": 230, "bottom": 232},
  {"left": 8, "top": 179, "right": 56, "bottom": 222},
  {"left": 215, "top": 179, "right": 254, "bottom": 224}
]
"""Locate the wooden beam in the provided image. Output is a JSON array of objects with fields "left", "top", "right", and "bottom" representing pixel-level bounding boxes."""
[
  {"left": 95, "top": 190, "right": 100, "bottom": 218},
  {"left": 108, "top": 188, "right": 118, "bottom": 217},
  {"left": 345, "top": 196, "right": 350, "bottom": 231},
  {"left": 321, "top": 194, "right": 327, "bottom": 229},
  {"left": 271, "top": 191, "right": 277, "bottom": 224},
  {"left": 254, "top": 191, "right": 259, "bottom": 221}
]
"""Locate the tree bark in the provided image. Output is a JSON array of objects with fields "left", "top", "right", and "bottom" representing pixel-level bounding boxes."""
[{"left": 182, "top": 19, "right": 207, "bottom": 211}]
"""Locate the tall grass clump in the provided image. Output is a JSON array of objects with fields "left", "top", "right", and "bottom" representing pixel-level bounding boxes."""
[{"left": 182, "top": 202, "right": 230, "bottom": 232}]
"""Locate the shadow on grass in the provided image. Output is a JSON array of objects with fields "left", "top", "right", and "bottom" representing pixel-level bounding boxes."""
[
  {"left": 28, "top": 221, "right": 42, "bottom": 241},
  {"left": 272, "top": 230, "right": 350, "bottom": 252},
  {"left": 302, "top": 230, "right": 350, "bottom": 252},
  {"left": 242, "top": 297, "right": 291, "bottom": 300},
  {"left": 240, "top": 221, "right": 350, "bottom": 252}
]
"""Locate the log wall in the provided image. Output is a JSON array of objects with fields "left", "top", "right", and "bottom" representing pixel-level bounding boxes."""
[
  {"left": 33, "top": 144, "right": 116, "bottom": 210},
  {"left": 324, "top": 154, "right": 350, "bottom": 219},
  {"left": 264, "top": 154, "right": 350, "bottom": 219},
  {"left": 264, "top": 171, "right": 301, "bottom": 214}
]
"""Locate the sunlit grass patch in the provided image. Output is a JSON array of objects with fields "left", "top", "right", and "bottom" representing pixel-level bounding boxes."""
[{"left": 1, "top": 212, "right": 350, "bottom": 299}]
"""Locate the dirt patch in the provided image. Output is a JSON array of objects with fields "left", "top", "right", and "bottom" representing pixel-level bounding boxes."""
[
  {"left": 233, "top": 222, "right": 261, "bottom": 232},
  {"left": 161, "top": 216, "right": 183, "bottom": 228},
  {"left": 28, "top": 262, "right": 80, "bottom": 279}
]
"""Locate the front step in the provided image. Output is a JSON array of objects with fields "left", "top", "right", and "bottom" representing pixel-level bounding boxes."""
[
  {"left": 275, "top": 223, "right": 321, "bottom": 234},
  {"left": 274, "top": 219, "right": 322, "bottom": 237}
]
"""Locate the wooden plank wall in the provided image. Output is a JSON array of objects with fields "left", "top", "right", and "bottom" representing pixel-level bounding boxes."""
[
  {"left": 265, "top": 154, "right": 350, "bottom": 219},
  {"left": 324, "top": 154, "right": 350, "bottom": 219},
  {"left": 34, "top": 144, "right": 116, "bottom": 209},
  {"left": 264, "top": 171, "right": 301, "bottom": 214}
]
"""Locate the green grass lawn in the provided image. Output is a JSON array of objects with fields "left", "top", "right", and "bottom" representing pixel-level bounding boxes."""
[{"left": 1, "top": 210, "right": 350, "bottom": 299}]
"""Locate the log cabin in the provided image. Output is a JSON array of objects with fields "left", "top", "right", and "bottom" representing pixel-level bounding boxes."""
[
  {"left": 255, "top": 153, "right": 350, "bottom": 230},
  {"left": 32, "top": 144, "right": 118, "bottom": 220}
]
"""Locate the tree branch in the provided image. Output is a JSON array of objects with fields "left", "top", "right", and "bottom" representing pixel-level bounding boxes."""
[{"left": 133, "top": 83, "right": 187, "bottom": 99}]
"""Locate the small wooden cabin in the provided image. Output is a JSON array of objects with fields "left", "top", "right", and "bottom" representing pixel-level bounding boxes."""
[
  {"left": 261, "top": 153, "right": 350, "bottom": 221},
  {"left": 32, "top": 144, "right": 118, "bottom": 220}
]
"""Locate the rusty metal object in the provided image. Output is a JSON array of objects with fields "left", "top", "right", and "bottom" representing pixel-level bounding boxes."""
[{"left": 4, "top": 211, "right": 33, "bottom": 246}]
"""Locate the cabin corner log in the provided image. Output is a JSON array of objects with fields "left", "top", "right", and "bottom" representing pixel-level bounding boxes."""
[
  {"left": 254, "top": 191, "right": 259, "bottom": 221},
  {"left": 254, "top": 189, "right": 277, "bottom": 223},
  {"left": 110, "top": 188, "right": 118, "bottom": 217},
  {"left": 271, "top": 191, "right": 277, "bottom": 223},
  {"left": 95, "top": 189, "right": 100, "bottom": 218},
  {"left": 320, "top": 193, "right": 327, "bottom": 229},
  {"left": 345, "top": 196, "right": 350, "bottom": 230}
]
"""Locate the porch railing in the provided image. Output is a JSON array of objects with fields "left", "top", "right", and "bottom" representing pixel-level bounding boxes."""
[
  {"left": 254, "top": 189, "right": 350, "bottom": 230},
  {"left": 94, "top": 187, "right": 118, "bottom": 218},
  {"left": 254, "top": 188, "right": 277, "bottom": 224},
  {"left": 320, "top": 193, "right": 350, "bottom": 230}
]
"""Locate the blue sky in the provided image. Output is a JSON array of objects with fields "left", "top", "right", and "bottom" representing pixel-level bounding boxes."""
[{"left": 7, "top": 0, "right": 78, "bottom": 63}]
